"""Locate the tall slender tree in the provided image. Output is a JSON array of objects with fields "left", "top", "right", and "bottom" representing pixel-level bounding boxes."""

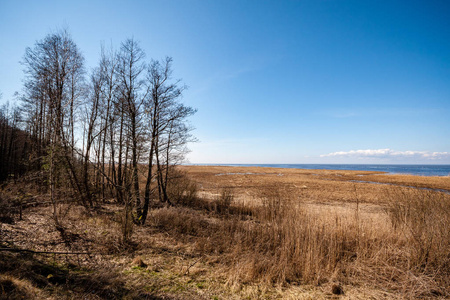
[{"left": 116, "top": 38, "right": 147, "bottom": 219}]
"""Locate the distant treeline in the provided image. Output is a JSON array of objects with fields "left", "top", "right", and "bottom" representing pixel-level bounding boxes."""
[
  {"left": 0, "top": 104, "right": 31, "bottom": 182},
  {"left": 0, "top": 29, "right": 196, "bottom": 228}
]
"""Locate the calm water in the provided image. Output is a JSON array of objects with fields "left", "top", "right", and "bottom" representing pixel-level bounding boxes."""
[{"left": 201, "top": 164, "right": 450, "bottom": 177}]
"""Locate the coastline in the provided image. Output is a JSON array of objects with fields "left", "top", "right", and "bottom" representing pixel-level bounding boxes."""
[
  {"left": 180, "top": 165, "right": 450, "bottom": 204},
  {"left": 186, "top": 163, "right": 450, "bottom": 177}
]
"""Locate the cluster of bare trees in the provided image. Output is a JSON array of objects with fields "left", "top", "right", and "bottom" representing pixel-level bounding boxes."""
[{"left": 8, "top": 29, "right": 196, "bottom": 225}]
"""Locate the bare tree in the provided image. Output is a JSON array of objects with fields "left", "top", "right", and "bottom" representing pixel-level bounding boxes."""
[
  {"left": 19, "top": 32, "right": 196, "bottom": 229},
  {"left": 81, "top": 66, "right": 104, "bottom": 206},
  {"left": 116, "top": 38, "right": 147, "bottom": 220},
  {"left": 22, "top": 29, "right": 86, "bottom": 214},
  {"left": 99, "top": 45, "right": 119, "bottom": 200},
  {"left": 140, "top": 57, "right": 196, "bottom": 224}
]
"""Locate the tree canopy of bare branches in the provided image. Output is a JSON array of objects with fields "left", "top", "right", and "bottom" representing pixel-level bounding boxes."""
[{"left": 3, "top": 30, "right": 196, "bottom": 228}]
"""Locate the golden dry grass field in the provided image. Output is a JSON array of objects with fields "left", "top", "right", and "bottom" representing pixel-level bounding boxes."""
[
  {"left": 178, "top": 165, "right": 450, "bottom": 299},
  {"left": 1, "top": 165, "right": 449, "bottom": 299},
  {"left": 179, "top": 165, "right": 450, "bottom": 203}
]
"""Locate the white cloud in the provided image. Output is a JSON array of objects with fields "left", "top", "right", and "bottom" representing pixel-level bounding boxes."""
[{"left": 320, "top": 149, "right": 450, "bottom": 161}]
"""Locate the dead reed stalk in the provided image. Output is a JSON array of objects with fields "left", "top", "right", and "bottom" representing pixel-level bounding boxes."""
[{"left": 151, "top": 178, "right": 450, "bottom": 297}]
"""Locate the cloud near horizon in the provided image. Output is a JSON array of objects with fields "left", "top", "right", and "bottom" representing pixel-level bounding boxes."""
[{"left": 320, "top": 149, "right": 450, "bottom": 162}]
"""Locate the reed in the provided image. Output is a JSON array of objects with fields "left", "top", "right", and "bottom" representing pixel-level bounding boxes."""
[{"left": 150, "top": 180, "right": 450, "bottom": 298}]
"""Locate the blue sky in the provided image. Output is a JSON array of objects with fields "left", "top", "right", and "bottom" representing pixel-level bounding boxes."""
[{"left": 1, "top": 0, "right": 449, "bottom": 164}]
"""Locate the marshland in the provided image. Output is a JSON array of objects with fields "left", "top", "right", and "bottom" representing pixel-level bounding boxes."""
[{"left": 1, "top": 165, "right": 449, "bottom": 299}]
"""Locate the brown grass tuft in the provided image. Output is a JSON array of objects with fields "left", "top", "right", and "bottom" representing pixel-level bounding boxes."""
[
  {"left": 132, "top": 256, "right": 147, "bottom": 268},
  {"left": 0, "top": 274, "right": 45, "bottom": 300}
]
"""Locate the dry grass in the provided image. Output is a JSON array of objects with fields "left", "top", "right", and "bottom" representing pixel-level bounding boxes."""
[
  {"left": 384, "top": 189, "right": 450, "bottom": 277},
  {"left": 149, "top": 187, "right": 449, "bottom": 298},
  {"left": 0, "top": 274, "right": 48, "bottom": 300},
  {"left": 174, "top": 166, "right": 450, "bottom": 298},
  {"left": 1, "top": 165, "right": 449, "bottom": 299},
  {"left": 179, "top": 165, "right": 450, "bottom": 205}
]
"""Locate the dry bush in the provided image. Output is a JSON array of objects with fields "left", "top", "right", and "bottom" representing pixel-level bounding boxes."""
[
  {"left": 227, "top": 188, "right": 449, "bottom": 297},
  {"left": 211, "top": 188, "right": 234, "bottom": 214},
  {"left": 225, "top": 190, "right": 362, "bottom": 285},
  {"left": 149, "top": 184, "right": 450, "bottom": 297},
  {"left": 151, "top": 188, "right": 360, "bottom": 284},
  {"left": 384, "top": 188, "right": 450, "bottom": 281},
  {"left": 151, "top": 206, "right": 214, "bottom": 237},
  {"left": 61, "top": 204, "right": 135, "bottom": 254},
  {"left": 90, "top": 214, "right": 125, "bottom": 254},
  {"left": 166, "top": 169, "right": 198, "bottom": 206},
  {"left": 258, "top": 188, "right": 292, "bottom": 222}
]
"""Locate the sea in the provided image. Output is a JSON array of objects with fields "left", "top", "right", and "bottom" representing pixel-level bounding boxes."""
[{"left": 195, "top": 164, "right": 450, "bottom": 177}]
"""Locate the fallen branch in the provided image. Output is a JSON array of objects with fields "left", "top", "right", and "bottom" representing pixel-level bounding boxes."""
[
  {"left": 0, "top": 248, "right": 93, "bottom": 255},
  {"left": 184, "top": 256, "right": 202, "bottom": 275}
]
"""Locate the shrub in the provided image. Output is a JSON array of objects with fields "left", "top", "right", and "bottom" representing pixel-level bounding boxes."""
[
  {"left": 166, "top": 169, "right": 198, "bottom": 206},
  {"left": 212, "top": 188, "right": 233, "bottom": 214},
  {"left": 384, "top": 188, "right": 450, "bottom": 274}
]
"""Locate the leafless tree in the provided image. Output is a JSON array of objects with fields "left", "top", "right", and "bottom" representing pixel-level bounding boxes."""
[
  {"left": 140, "top": 57, "right": 196, "bottom": 224},
  {"left": 18, "top": 32, "right": 196, "bottom": 230},
  {"left": 116, "top": 38, "right": 148, "bottom": 220},
  {"left": 22, "top": 29, "right": 86, "bottom": 214}
]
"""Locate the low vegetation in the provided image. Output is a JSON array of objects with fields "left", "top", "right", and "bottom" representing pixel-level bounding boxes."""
[{"left": 1, "top": 166, "right": 449, "bottom": 299}]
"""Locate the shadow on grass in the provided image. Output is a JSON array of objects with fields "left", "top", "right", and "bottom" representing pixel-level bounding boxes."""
[{"left": 0, "top": 250, "right": 178, "bottom": 299}]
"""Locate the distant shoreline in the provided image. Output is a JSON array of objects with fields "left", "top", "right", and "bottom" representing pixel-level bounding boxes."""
[
  {"left": 180, "top": 164, "right": 450, "bottom": 195},
  {"left": 185, "top": 163, "right": 450, "bottom": 177}
]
